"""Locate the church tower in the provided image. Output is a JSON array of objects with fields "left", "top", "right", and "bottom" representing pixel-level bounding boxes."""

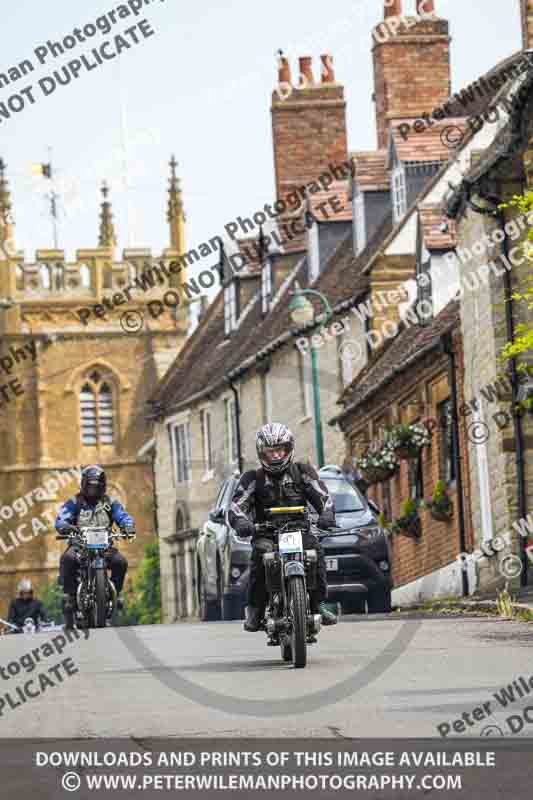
[{"left": 0, "top": 157, "right": 189, "bottom": 612}]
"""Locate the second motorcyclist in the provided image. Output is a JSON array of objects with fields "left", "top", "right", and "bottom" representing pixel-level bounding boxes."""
[{"left": 55, "top": 465, "right": 136, "bottom": 628}]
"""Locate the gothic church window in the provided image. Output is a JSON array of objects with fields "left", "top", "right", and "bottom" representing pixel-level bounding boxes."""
[
  {"left": 80, "top": 370, "right": 115, "bottom": 446},
  {"left": 39, "top": 263, "right": 52, "bottom": 290}
]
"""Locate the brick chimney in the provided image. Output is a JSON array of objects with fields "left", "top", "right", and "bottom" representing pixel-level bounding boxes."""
[
  {"left": 271, "top": 53, "right": 348, "bottom": 202},
  {"left": 373, "top": 0, "right": 451, "bottom": 148},
  {"left": 522, "top": 0, "right": 533, "bottom": 49}
]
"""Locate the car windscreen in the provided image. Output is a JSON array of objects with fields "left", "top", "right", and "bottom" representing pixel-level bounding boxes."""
[{"left": 322, "top": 477, "right": 365, "bottom": 513}]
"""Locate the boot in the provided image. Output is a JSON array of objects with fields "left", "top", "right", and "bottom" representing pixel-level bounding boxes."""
[
  {"left": 244, "top": 605, "right": 264, "bottom": 632},
  {"left": 310, "top": 594, "right": 338, "bottom": 626},
  {"left": 63, "top": 594, "right": 76, "bottom": 630}
]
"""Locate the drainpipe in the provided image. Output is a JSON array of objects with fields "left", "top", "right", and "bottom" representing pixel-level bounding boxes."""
[
  {"left": 441, "top": 331, "right": 470, "bottom": 597},
  {"left": 226, "top": 376, "right": 244, "bottom": 473},
  {"left": 465, "top": 188, "right": 528, "bottom": 586}
]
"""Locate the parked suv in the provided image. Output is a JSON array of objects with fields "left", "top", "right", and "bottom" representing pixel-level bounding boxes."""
[
  {"left": 318, "top": 465, "right": 392, "bottom": 613},
  {"left": 195, "top": 473, "right": 251, "bottom": 620}
]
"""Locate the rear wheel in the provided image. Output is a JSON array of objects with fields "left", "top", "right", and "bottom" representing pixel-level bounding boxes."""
[
  {"left": 368, "top": 584, "right": 392, "bottom": 613},
  {"left": 289, "top": 577, "right": 307, "bottom": 668},
  {"left": 93, "top": 570, "right": 107, "bottom": 628}
]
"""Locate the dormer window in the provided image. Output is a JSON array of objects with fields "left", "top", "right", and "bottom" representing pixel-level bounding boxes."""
[
  {"left": 224, "top": 281, "right": 238, "bottom": 335},
  {"left": 353, "top": 187, "right": 366, "bottom": 255},
  {"left": 392, "top": 165, "right": 407, "bottom": 223},
  {"left": 261, "top": 260, "right": 272, "bottom": 314}
]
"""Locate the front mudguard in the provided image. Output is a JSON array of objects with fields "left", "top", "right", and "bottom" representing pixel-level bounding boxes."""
[{"left": 284, "top": 561, "right": 305, "bottom": 578}]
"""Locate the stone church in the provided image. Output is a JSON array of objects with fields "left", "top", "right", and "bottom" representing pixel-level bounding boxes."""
[{"left": 0, "top": 156, "right": 188, "bottom": 615}]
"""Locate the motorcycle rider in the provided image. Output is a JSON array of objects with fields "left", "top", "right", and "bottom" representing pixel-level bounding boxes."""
[
  {"left": 7, "top": 579, "right": 48, "bottom": 631},
  {"left": 229, "top": 423, "right": 338, "bottom": 632},
  {"left": 55, "top": 465, "right": 136, "bottom": 628}
]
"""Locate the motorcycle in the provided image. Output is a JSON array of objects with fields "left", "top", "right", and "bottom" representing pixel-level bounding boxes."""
[
  {"left": 255, "top": 505, "right": 321, "bottom": 669},
  {"left": 57, "top": 524, "right": 128, "bottom": 629}
]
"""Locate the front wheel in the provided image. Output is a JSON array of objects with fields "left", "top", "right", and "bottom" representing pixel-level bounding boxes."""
[
  {"left": 93, "top": 569, "right": 107, "bottom": 628},
  {"left": 289, "top": 576, "right": 307, "bottom": 668}
]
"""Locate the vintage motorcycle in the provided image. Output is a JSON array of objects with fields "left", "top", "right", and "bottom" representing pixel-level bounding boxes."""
[
  {"left": 255, "top": 506, "right": 322, "bottom": 669},
  {"left": 57, "top": 525, "right": 128, "bottom": 629}
]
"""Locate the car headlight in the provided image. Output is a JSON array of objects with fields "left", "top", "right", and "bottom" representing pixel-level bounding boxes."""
[
  {"left": 365, "top": 526, "right": 381, "bottom": 539},
  {"left": 231, "top": 567, "right": 241, "bottom": 579},
  {"left": 379, "top": 560, "right": 389, "bottom": 571}
]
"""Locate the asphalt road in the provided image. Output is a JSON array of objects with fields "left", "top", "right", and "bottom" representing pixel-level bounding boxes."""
[{"left": 2, "top": 614, "right": 533, "bottom": 739}]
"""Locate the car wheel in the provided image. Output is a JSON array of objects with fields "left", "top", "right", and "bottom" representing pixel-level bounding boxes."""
[
  {"left": 222, "top": 593, "right": 244, "bottom": 620},
  {"left": 198, "top": 568, "right": 221, "bottom": 622},
  {"left": 367, "top": 585, "right": 392, "bottom": 614},
  {"left": 341, "top": 595, "right": 368, "bottom": 615}
]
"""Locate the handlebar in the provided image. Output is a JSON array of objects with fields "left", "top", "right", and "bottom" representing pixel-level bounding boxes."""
[{"left": 55, "top": 527, "right": 130, "bottom": 542}]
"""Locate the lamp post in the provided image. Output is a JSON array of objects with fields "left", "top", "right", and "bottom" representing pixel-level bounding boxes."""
[{"left": 289, "top": 287, "right": 333, "bottom": 468}]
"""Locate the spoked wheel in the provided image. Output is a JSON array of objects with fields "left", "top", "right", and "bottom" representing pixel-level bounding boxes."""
[
  {"left": 93, "top": 570, "right": 107, "bottom": 628},
  {"left": 289, "top": 576, "right": 307, "bottom": 668}
]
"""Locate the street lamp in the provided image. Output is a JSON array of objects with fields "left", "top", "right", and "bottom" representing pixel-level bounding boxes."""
[{"left": 288, "top": 287, "right": 333, "bottom": 468}]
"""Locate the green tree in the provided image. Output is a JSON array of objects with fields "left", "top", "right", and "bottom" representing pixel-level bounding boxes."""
[
  {"left": 118, "top": 540, "right": 162, "bottom": 626},
  {"left": 500, "top": 192, "right": 533, "bottom": 364}
]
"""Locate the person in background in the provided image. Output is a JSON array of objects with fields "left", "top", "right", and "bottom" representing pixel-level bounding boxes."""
[{"left": 7, "top": 578, "right": 47, "bottom": 630}]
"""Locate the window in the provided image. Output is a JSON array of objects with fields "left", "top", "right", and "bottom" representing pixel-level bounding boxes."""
[
  {"left": 392, "top": 165, "right": 407, "bottom": 223},
  {"left": 170, "top": 421, "right": 192, "bottom": 484},
  {"left": 438, "top": 398, "right": 457, "bottom": 482},
  {"left": 80, "top": 369, "right": 114, "bottom": 446},
  {"left": 261, "top": 260, "right": 272, "bottom": 314},
  {"left": 298, "top": 350, "right": 312, "bottom": 417},
  {"left": 338, "top": 334, "right": 356, "bottom": 388},
  {"left": 200, "top": 408, "right": 213, "bottom": 473},
  {"left": 224, "top": 396, "right": 238, "bottom": 464},
  {"left": 39, "top": 263, "right": 52, "bottom": 290},
  {"left": 79, "top": 263, "right": 91, "bottom": 288},
  {"left": 354, "top": 189, "right": 366, "bottom": 254},
  {"left": 409, "top": 454, "right": 424, "bottom": 502},
  {"left": 224, "top": 282, "right": 237, "bottom": 335},
  {"left": 260, "top": 371, "right": 272, "bottom": 423}
]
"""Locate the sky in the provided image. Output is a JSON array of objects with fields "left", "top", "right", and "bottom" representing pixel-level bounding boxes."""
[{"left": 0, "top": 0, "right": 523, "bottom": 295}]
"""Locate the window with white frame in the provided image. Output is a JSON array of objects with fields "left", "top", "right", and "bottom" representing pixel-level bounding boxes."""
[
  {"left": 224, "top": 282, "right": 237, "bottom": 335},
  {"left": 298, "top": 350, "right": 312, "bottom": 418},
  {"left": 224, "top": 396, "right": 238, "bottom": 464},
  {"left": 170, "top": 421, "right": 192, "bottom": 484},
  {"left": 354, "top": 189, "right": 366, "bottom": 254},
  {"left": 260, "top": 372, "right": 272, "bottom": 423},
  {"left": 200, "top": 408, "right": 213, "bottom": 473},
  {"left": 338, "top": 334, "right": 356, "bottom": 388},
  {"left": 392, "top": 165, "right": 407, "bottom": 223},
  {"left": 261, "top": 260, "right": 272, "bottom": 314}
]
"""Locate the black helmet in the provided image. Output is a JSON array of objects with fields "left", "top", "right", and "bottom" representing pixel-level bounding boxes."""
[
  {"left": 256, "top": 422, "right": 295, "bottom": 475},
  {"left": 81, "top": 464, "right": 106, "bottom": 501}
]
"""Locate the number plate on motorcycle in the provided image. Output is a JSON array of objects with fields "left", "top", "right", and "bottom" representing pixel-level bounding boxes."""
[
  {"left": 85, "top": 529, "right": 109, "bottom": 549},
  {"left": 278, "top": 531, "right": 303, "bottom": 554},
  {"left": 326, "top": 558, "right": 338, "bottom": 571}
]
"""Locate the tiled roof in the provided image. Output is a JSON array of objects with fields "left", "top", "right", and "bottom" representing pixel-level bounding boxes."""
[
  {"left": 350, "top": 150, "right": 389, "bottom": 191},
  {"left": 308, "top": 181, "right": 352, "bottom": 222},
  {"left": 333, "top": 300, "right": 460, "bottom": 424},
  {"left": 419, "top": 205, "right": 456, "bottom": 251},
  {"left": 390, "top": 118, "right": 469, "bottom": 165}
]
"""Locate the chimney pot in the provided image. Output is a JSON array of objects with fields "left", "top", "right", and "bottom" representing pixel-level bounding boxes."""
[
  {"left": 299, "top": 56, "right": 314, "bottom": 86},
  {"left": 384, "top": 0, "right": 402, "bottom": 18},
  {"left": 417, "top": 0, "right": 435, "bottom": 13},
  {"left": 320, "top": 54, "right": 335, "bottom": 83},
  {"left": 277, "top": 53, "right": 291, "bottom": 85}
]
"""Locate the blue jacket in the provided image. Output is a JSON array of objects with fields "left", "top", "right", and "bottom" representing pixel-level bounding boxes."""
[{"left": 55, "top": 495, "right": 134, "bottom": 532}]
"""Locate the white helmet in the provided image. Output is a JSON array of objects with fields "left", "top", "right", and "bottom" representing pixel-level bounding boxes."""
[
  {"left": 256, "top": 422, "right": 295, "bottom": 475},
  {"left": 18, "top": 578, "right": 33, "bottom": 595}
]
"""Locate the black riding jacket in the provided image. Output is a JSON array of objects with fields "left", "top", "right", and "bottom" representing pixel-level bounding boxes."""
[
  {"left": 228, "top": 462, "right": 334, "bottom": 531},
  {"left": 8, "top": 597, "right": 47, "bottom": 628}
]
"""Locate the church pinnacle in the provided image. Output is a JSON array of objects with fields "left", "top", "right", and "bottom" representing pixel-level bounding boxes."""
[
  {"left": 98, "top": 181, "right": 117, "bottom": 248},
  {"left": 0, "top": 157, "right": 15, "bottom": 258},
  {"left": 167, "top": 155, "right": 185, "bottom": 253}
]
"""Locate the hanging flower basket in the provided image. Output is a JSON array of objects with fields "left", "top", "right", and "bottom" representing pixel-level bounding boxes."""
[
  {"left": 430, "top": 504, "right": 453, "bottom": 523},
  {"left": 387, "top": 422, "right": 431, "bottom": 461},
  {"left": 425, "top": 480, "right": 454, "bottom": 523},
  {"left": 355, "top": 443, "right": 399, "bottom": 486}
]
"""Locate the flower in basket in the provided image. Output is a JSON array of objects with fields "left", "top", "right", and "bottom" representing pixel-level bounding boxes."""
[
  {"left": 355, "top": 442, "right": 398, "bottom": 484},
  {"left": 427, "top": 480, "right": 453, "bottom": 521},
  {"left": 387, "top": 422, "right": 431, "bottom": 459},
  {"left": 391, "top": 497, "right": 422, "bottom": 538}
]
